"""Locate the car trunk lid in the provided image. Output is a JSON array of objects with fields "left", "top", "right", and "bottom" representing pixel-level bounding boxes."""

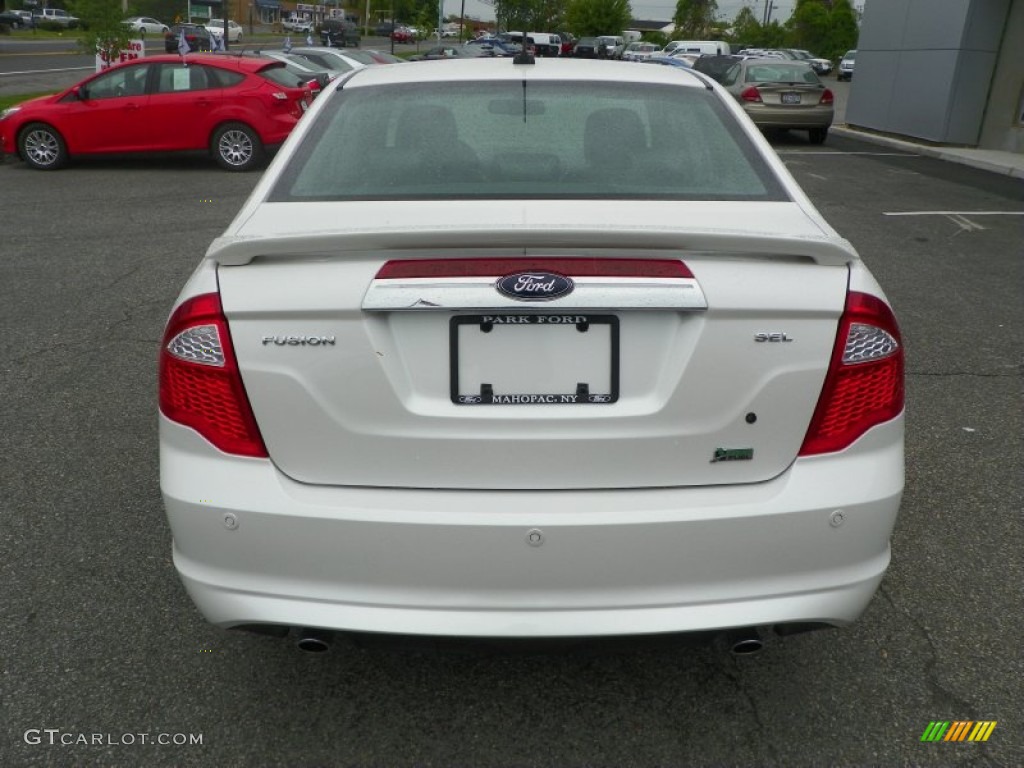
[{"left": 216, "top": 200, "right": 852, "bottom": 490}]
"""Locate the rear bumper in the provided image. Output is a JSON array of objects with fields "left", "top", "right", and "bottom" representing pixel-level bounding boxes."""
[
  {"left": 745, "top": 105, "right": 833, "bottom": 129},
  {"left": 161, "top": 415, "right": 903, "bottom": 638}
]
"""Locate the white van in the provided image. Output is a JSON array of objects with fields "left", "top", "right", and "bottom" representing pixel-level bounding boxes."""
[
  {"left": 528, "top": 32, "right": 562, "bottom": 57},
  {"left": 663, "top": 40, "right": 731, "bottom": 56}
]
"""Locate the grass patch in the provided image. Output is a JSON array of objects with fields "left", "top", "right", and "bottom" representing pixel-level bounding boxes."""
[{"left": 0, "top": 92, "right": 53, "bottom": 111}]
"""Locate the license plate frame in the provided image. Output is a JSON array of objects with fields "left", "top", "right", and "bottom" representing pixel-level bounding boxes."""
[
  {"left": 450, "top": 314, "right": 620, "bottom": 405},
  {"left": 781, "top": 92, "right": 802, "bottom": 105}
]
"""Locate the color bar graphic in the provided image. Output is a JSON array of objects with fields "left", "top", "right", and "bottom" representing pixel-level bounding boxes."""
[{"left": 920, "top": 721, "right": 996, "bottom": 742}]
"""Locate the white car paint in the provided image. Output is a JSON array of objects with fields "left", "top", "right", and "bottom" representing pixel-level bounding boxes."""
[{"left": 160, "top": 59, "right": 904, "bottom": 643}]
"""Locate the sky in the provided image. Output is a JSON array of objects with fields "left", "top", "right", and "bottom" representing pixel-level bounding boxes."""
[{"left": 448, "top": 0, "right": 796, "bottom": 26}]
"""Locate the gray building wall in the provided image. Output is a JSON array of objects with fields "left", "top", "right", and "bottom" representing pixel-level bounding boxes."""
[
  {"left": 979, "top": 0, "right": 1024, "bottom": 152},
  {"left": 847, "top": 0, "right": 1021, "bottom": 152}
]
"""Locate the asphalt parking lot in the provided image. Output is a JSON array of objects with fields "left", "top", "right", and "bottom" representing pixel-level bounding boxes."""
[{"left": 1, "top": 127, "right": 1022, "bottom": 765}]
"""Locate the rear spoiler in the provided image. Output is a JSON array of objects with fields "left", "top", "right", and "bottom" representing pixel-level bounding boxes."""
[{"left": 208, "top": 228, "right": 858, "bottom": 267}]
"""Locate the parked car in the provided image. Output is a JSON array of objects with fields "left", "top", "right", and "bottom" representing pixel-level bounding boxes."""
[
  {"left": 640, "top": 54, "right": 693, "bottom": 69},
  {"left": 690, "top": 53, "right": 747, "bottom": 83},
  {"left": 664, "top": 40, "right": 731, "bottom": 56},
  {"left": 205, "top": 19, "right": 243, "bottom": 43},
  {"left": 289, "top": 46, "right": 404, "bottom": 75},
  {"left": 408, "top": 44, "right": 498, "bottom": 61},
  {"left": 573, "top": 37, "right": 600, "bottom": 57},
  {"left": 465, "top": 37, "right": 520, "bottom": 56},
  {"left": 0, "top": 54, "right": 313, "bottom": 171},
  {"left": 597, "top": 35, "right": 626, "bottom": 59},
  {"left": 786, "top": 48, "right": 832, "bottom": 75},
  {"left": 319, "top": 17, "right": 360, "bottom": 48},
  {"left": 247, "top": 51, "right": 332, "bottom": 92},
  {"left": 0, "top": 10, "right": 25, "bottom": 28},
  {"left": 557, "top": 32, "right": 576, "bottom": 56},
  {"left": 621, "top": 42, "right": 661, "bottom": 62},
  {"left": 33, "top": 7, "right": 79, "bottom": 28},
  {"left": 122, "top": 16, "right": 169, "bottom": 36},
  {"left": 158, "top": 59, "right": 904, "bottom": 651},
  {"left": 282, "top": 15, "right": 313, "bottom": 33},
  {"left": 390, "top": 26, "right": 417, "bottom": 43},
  {"left": 374, "top": 22, "right": 396, "bottom": 37},
  {"left": 528, "top": 33, "right": 561, "bottom": 57},
  {"left": 164, "top": 24, "right": 214, "bottom": 53},
  {"left": 721, "top": 58, "right": 834, "bottom": 144},
  {"left": 838, "top": 49, "right": 856, "bottom": 81}
]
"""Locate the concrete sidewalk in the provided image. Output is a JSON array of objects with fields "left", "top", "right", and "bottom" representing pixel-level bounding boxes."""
[{"left": 832, "top": 124, "right": 1024, "bottom": 180}]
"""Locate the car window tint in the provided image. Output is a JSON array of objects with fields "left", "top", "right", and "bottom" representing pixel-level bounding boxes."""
[
  {"left": 297, "top": 52, "right": 351, "bottom": 72},
  {"left": 257, "top": 65, "right": 307, "bottom": 88},
  {"left": 209, "top": 67, "right": 246, "bottom": 88},
  {"left": 84, "top": 64, "right": 151, "bottom": 99},
  {"left": 270, "top": 81, "right": 787, "bottom": 202}
]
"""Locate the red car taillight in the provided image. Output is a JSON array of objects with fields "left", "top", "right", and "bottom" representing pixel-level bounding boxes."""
[
  {"left": 820, "top": 88, "right": 835, "bottom": 105},
  {"left": 740, "top": 86, "right": 762, "bottom": 103},
  {"left": 159, "top": 293, "right": 268, "bottom": 458},
  {"left": 800, "top": 292, "right": 904, "bottom": 456}
]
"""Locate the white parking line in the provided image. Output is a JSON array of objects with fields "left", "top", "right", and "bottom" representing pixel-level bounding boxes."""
[
  {"left": 882, "top": 211, "right": 1024, "bottom": 233},
  {"left": 882, "top": 211, "right": 1024, "bottom": 216}
]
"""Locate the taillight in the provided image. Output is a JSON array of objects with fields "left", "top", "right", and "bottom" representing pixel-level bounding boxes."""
[
  {"left": 159, "top": 293, "right": 268, "bottom": 458},
  {"left": 740, "top": 86, "right": 762, "bottom": 103},
  {"left": 820, "top": 88, "right": 834, "bottom": 105},
  {"left": 799, "top": 292, "right": 904, "bottom": 456}
]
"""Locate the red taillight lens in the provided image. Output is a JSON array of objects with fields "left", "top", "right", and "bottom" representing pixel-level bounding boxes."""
[
  {"left": 799, "top": 292, "right": 904, "bottom": 456},
  {"left": 159, "top": 293, "right": 268, "bottom": 458},
  {"left": 740, "top": 86, "right": 762, "bottom": 103},
  {"left": 820, "top": 88, "right": 834, "bottom": 105}
]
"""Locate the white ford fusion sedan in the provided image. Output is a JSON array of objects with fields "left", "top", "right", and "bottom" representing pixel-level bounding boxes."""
[{"left": 159, "top": 58, "right": 904, "bottom": 651}]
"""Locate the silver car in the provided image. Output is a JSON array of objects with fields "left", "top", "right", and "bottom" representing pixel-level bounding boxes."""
[
  {"left": 722, "top": 58, "right": 835, "bottom": 144},
  {"left": 160, "top": 59, "right": 903, "bottom": 652},
  {"left": 838, "top": 49, "right": 856, "bottom": 81}
]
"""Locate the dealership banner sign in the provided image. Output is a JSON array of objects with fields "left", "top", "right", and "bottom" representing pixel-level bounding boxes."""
[{"left": 96, "top": 39, "right": 145, "bottom": 72}]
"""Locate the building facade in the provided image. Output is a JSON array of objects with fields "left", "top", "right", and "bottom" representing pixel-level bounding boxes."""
[{"left": 847, "top": 0, "right": 1023, "bottom": 154}]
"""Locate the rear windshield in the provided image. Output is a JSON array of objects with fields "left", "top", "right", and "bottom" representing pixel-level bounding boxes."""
[
  {"left": 269, "top": 80, "right": 788, "bottom": 202},
  {"left": 744, "top": 62, "right": 820, "bottom": 84},
  {"left": 257, "top": 64, "right": 307, "bottom": 88}
]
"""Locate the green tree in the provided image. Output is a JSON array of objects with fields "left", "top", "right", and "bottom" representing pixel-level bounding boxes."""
[
  {"left": 69, "top": 0, "right": 133, "bottom": 64},
  {"left": 823, "top": 0, "right": 858, "bottom": 61},
  {"left": 788, "top": 0, "right": 829, "bottom": 50},
  {"left": 729, "top": 5, "right": 762, "bottom": 47},
  {"left": 672, "top": 0, "right": 718, "bottom": 38},
  {"left": 496, "top": 0, "right": 569, "bottom": 33},
  {"left": 564, "top": 0, "right": 630, "bottom": 37}
]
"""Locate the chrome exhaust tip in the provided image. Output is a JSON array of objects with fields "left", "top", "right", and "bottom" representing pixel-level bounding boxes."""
[
  {"left": 730, "top": 636, "right": 764, "bottom": 655},
  {"left": 296, "top": 628, "right": 332, "bottom": 653},
  {"left": 722, "top": 629, "right": 765, "bottom": 656}
]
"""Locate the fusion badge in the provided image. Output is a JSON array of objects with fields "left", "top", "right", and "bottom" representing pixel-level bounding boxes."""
[{"left": 496, "top": 271, "right": 574, "bottom": 302}]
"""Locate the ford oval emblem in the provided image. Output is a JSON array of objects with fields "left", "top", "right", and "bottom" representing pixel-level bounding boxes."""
[{"left": 496, "top": 271, "right": 574, "bottom": 301}]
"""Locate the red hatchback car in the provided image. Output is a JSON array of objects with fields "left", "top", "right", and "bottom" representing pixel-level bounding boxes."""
[{"left": 0, "top": 54, "right": 315, "bottom": 171}]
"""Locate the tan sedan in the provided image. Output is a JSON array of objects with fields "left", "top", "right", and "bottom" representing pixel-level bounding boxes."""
[{"left": 721, "top": 58, "right": 834, "bottom": 144}]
